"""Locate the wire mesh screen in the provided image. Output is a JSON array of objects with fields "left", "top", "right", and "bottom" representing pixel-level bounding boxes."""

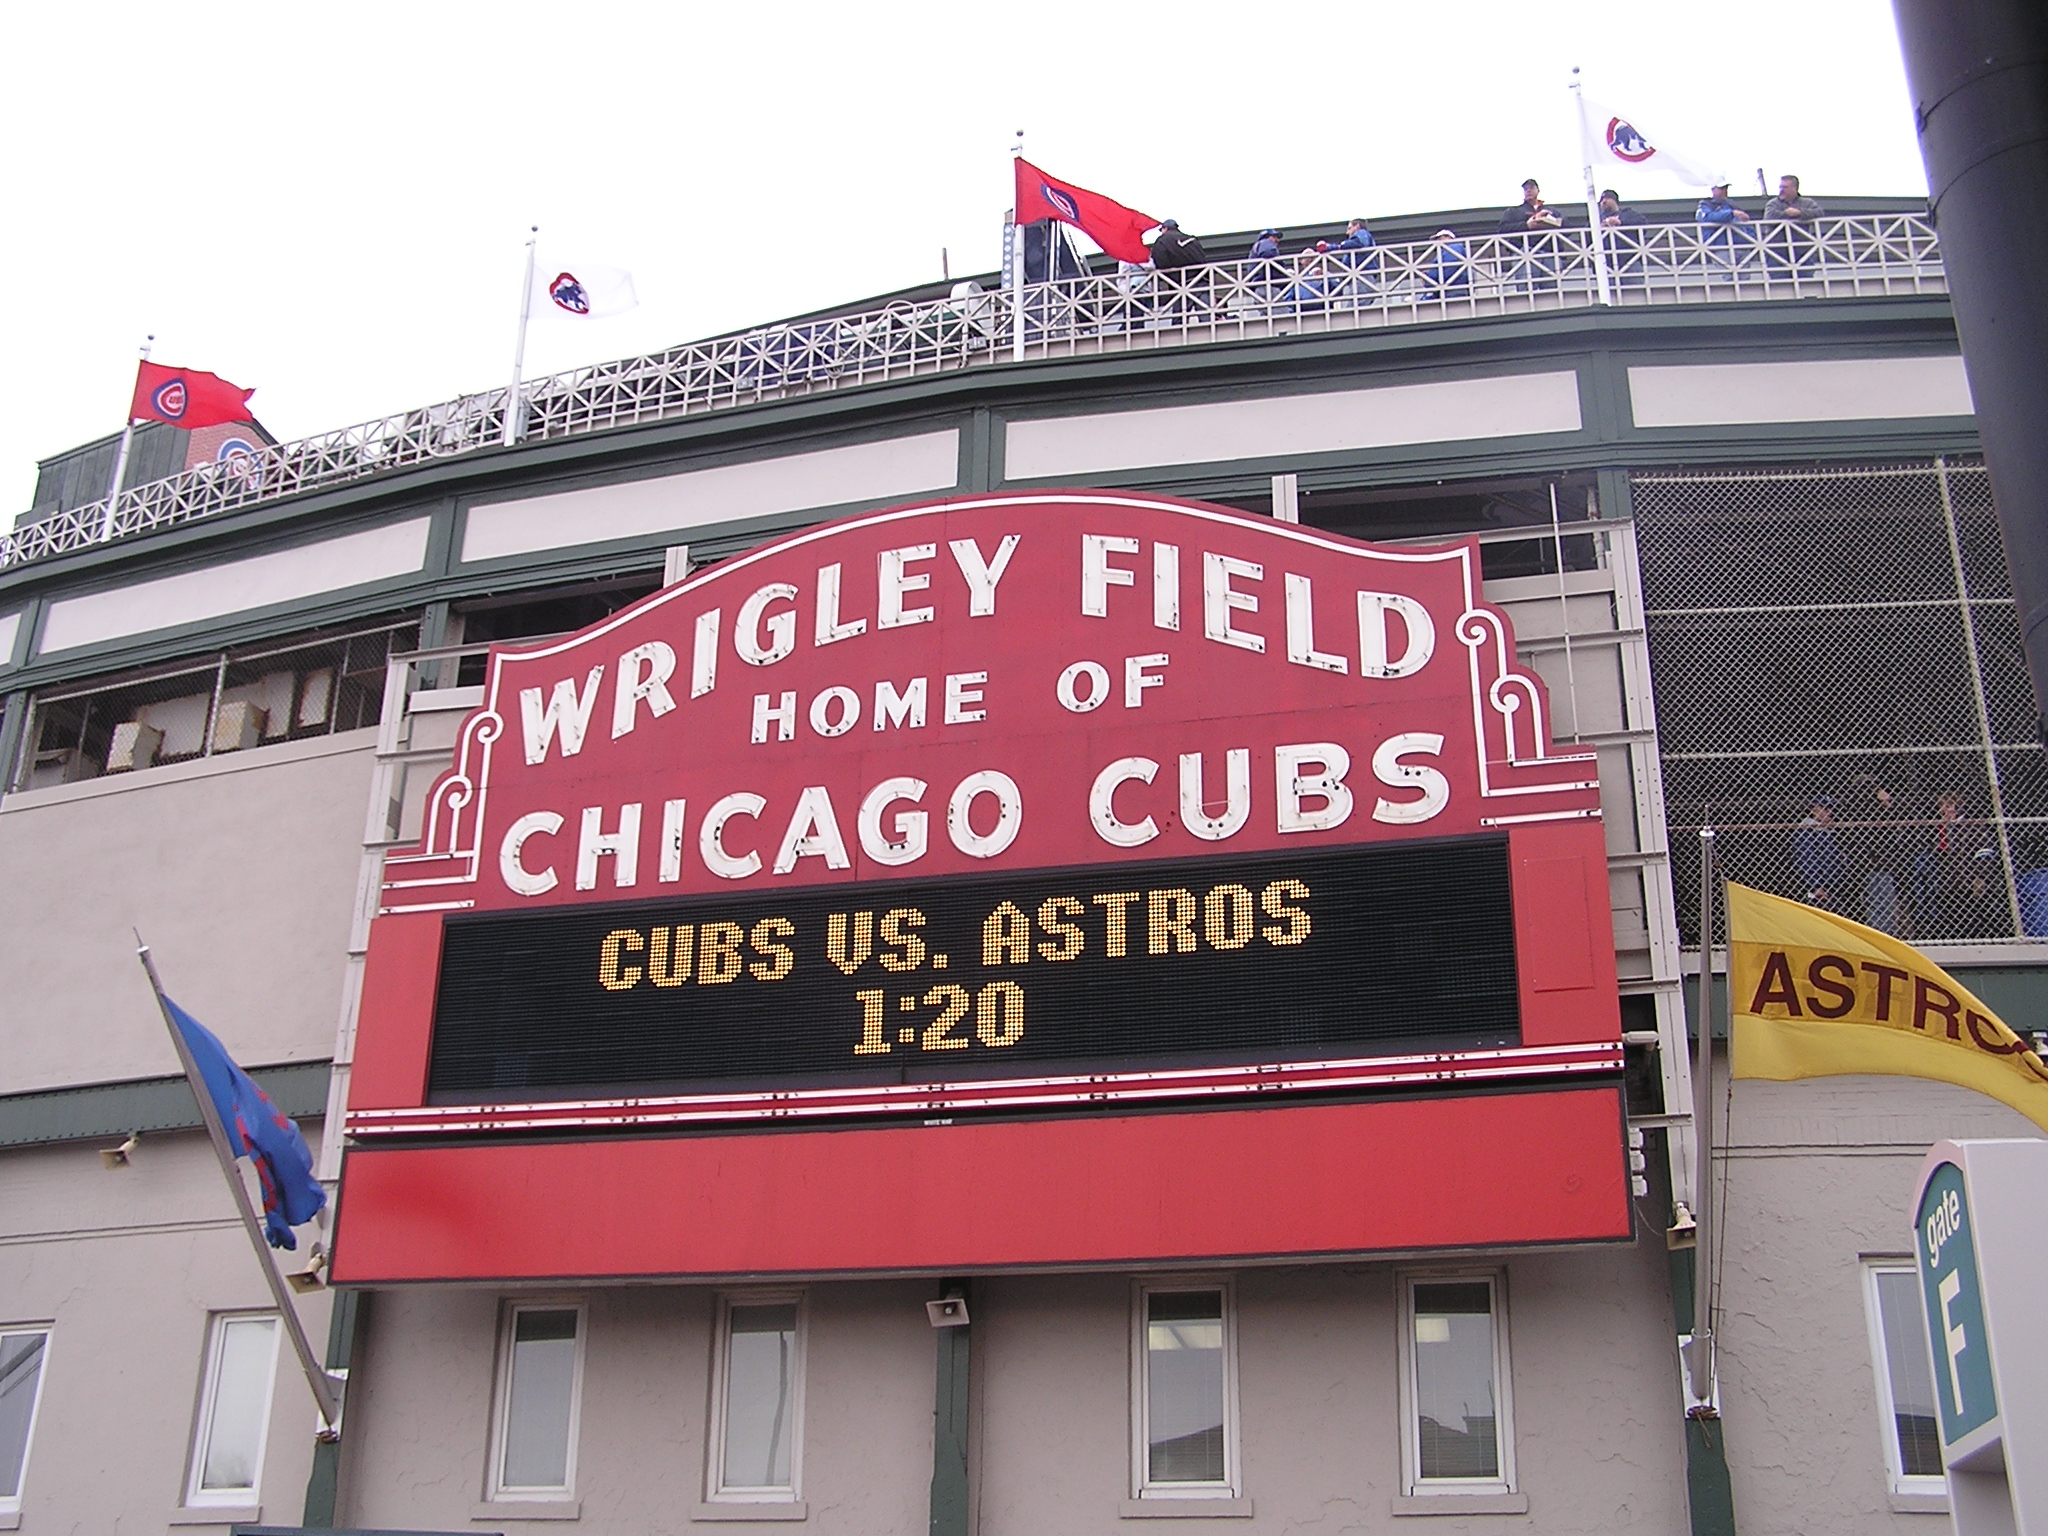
[
  {"left": 13, "top": 619, "right": 419, "bottom": 791},
  {"left": 1633, "top": 459, "right": 2038, "bottom": 947}
]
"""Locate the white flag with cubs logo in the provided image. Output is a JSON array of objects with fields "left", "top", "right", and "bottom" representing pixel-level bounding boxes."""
[
  {"left": 1581, "top": 97, "right": 1719, "bottom": 189},
  {"left": 528, "top": 260, "right": 638, "bottom": 319}
]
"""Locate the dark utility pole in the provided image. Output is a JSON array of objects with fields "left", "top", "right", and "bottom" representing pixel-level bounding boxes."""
[{"left": 1891, "top": 2, "right": 2048, "bottom": 727}]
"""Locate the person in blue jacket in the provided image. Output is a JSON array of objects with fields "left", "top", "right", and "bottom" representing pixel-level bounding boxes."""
[
  {"left": 1333, "top": 217, "right": 1376, "bottom": 304},
  {"left": 1696, "top": 178, "right": 1752, "bottom": 275},
  {"left": 1424, "top": 228, "right": 1472, "bottom": 297}
]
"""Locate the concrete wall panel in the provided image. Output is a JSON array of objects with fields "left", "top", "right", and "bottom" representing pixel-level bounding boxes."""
[
  {"left": 1003, "top": 373, "right": 1584, "bottom": 481},
  {"left": 0, "top": 733, "right": 376, "bottom": 1094},
  {"left": 0, "top": 1130, "right": 332, "bottom": 1529},
  {"left": 459, "top": 432, "right": 963, "bottom": 564},
  {"left": 1627, "top": 356, "right": 1974, "bottom": 428},
  {"left": 1718, "top": 1072, "right": 2036, "bottom": 1534},
  {"left": 38, "top": 519, "right": 430, "bottom": 654}
]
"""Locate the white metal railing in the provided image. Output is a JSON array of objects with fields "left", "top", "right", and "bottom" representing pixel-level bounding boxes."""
[{"left": 6, "top": 215, "right": 1943, "bottom": 572}]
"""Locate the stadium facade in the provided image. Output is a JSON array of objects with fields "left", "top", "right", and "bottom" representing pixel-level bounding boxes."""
[{"left": 0, "top": 199, "right": 2038, "bottom": 1535}]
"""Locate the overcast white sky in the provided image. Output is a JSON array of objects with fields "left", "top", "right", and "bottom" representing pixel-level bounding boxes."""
[{"left": 0, "top": 0, "right": 1926, "bottom": 521}]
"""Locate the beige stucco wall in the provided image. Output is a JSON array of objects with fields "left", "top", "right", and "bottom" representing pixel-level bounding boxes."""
[
  {"left": 1716, "top": 1070, "right": 2037, "bottom": 1533},
  {"left": 0, "top": 730, "right": 376, "bottom": 1094},
  {"left": 975, "top": 1243, "right": 1685, "bottom": 1535},
  {"left": 339, "top": 1280, "right": 938, "bottom": 1533},
  {"left": 0, "top": 1128, "right": 333, "bottom": 1531},
  {"left": 335, "top": 1239, "right": 1687, "bottom": 1536}
]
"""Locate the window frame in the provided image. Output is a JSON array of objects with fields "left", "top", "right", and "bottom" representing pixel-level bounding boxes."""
[
  {"left": 705, "top": 1289, "right": 808, "bottom": 1505},
  {"left": 487, "top": 1299, "right": 588, "bottom": 1503},
  {"left": 1397, "top": 1268, "right": 1516, "bottom": 1498},
  {"left": 1861, "top": 1259, "right": 1947, "bottom": 1497},
  {"left": 184, "top": 1311, "right": 282, "bottom": 1509},
  {"left": 0, "top": 1324, "right": 53, "bottom": 1516},
  {"left": 1129, "top": 1276, "right": 1241, "bottom": 1501}
]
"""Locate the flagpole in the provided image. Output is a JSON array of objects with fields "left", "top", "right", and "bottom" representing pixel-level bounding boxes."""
[
  {"left": 1686, "top": 827, "right": 1718, "bottom": 1406},
  {"left": 1010, "top": 132, "right": 1027, "bottom": 364},
  {"left": 135, "top": 941, "right": 343, "bottom": 1429},
  {"left": 99, "top": 335, "right": 154, "bottom": 543},
  {"left": 1571, "top": 70, "right": 1614, "bottom": 307},
  {"left": 504, "top": 226, "right": 538, "bottom": 448}
]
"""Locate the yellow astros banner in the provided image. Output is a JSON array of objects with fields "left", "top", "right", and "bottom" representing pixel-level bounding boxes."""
[{"left": 1727, "top": 882, "right": 2048, "bottom": 1133}]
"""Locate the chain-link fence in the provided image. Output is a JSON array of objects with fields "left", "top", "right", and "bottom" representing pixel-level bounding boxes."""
[
  {"left": 1633, "top": 458, "right": 2040, "bottom": 947},
  {"left": 11, "top": 619, "right": 420, "bottom": 792}
]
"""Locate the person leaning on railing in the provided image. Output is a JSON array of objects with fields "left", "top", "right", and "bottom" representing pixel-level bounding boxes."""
[
  {"left": 1498, "top": 179, "right": 1568, "bottom": 293},
  {"left": 1763, "top": 173, "right": 1826, "bottom": 278},
  {"left": 1695, "top": 178, "right": 1753, "bottom": 276},
  {"left": 1148, "top": 218, "right": 1209, "bottom": 323},
  {"left": 1333, "top": 217, "right": 1377, "bottom": 303},
  {"left": 1424, "top": 229, "right": 1472, "bottom": 298},
  {"left": 1597, "top": 190, "right": 1647, "bottom": 288}
]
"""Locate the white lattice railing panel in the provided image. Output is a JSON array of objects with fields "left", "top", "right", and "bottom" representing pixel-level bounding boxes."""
[{"left": 8, "top": 216, "right": 1945, "bottom": 571}]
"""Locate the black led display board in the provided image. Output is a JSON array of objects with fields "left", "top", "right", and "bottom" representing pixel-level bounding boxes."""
[{"left": 426, "top": 837, "right": 1519, "bottom": 1101}]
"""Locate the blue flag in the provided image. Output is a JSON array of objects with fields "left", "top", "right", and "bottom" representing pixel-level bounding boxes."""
[{"left": 166, "top": 998, "right": 326, "bottom": 1249}]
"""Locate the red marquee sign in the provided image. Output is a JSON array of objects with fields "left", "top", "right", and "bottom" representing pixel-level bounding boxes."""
[{"left": 333, "top": 492, "right": 1630, "bottom": 1282}]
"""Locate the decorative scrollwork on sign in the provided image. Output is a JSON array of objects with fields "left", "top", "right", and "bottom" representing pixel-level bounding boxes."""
[{"left": 1456, "top": 607, "right": 1596, "bottom": 800}]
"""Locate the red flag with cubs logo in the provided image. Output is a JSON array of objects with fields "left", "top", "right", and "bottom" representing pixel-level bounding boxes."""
[
  {"left": 129, "top": 361, "right": 255, "bottom": 429},
  {"left": 1014, "top": 159, "right": 1159, "bottom": 264}
]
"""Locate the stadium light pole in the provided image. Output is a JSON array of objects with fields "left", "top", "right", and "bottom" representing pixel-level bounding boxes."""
[{"left": 1891, "top": 1, "right": 2048, "bottom": 732}]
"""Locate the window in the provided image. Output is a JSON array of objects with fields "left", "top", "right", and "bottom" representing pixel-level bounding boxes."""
[
  {"left": 1400, "top": 1272, "right": 1515, "bottom": 1495},
  {"left": 1131, "top": 1281, "right": 1239, "bottom": 1499},
  {"left": 186, "top": 1313, "right": 280, "bottom": 1508},
  {"left": 707, "top": 1292, "right": 806, "bottom": 1502},
  {"left": 1863, "top": 1262, "right": 1945, "bottom": 1494},
  {"left": 12, "top": 618, "right": 419, "bottom": 790},
  {"left": 0, "top": 1327, "right": 51, "bottom": 1515},
  {"left": 489, "top": 1303, "right": 585, "bottom": 1500}
]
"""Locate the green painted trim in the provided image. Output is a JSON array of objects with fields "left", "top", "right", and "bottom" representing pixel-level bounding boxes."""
[
  {"left": 1651, "top": 1127, "right": 1737, "bottom": 1535},
  {"left": 928, "top": 1280, "right": 971, "bottom": 1536},
  {"left": 0, "top": 1061, "right": 330, "bottom": 1149},
  {"left": 1942, "top": 966, "right": 2048, "bottom": 1027},
  {"left": 962, "top": 409, "right": 996, "bottom": 494},
  {"left": 1596, "top": 467, "right": 1636, "bottom": 522},
  {"left": 301, "top": 1288, "right": 366, "bottom": 1528},
  {"left": 0, "top": 689, "right": 27, "bottom": 793},
  {"left": 421, "top": 497, "right": 461, "bottom": 580},
  {"left": 1685, "top": 1414, "right": 1739, "bottom": 1536}
]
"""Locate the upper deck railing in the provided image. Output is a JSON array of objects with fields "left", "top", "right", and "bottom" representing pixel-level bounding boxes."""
[{"left": 6, "top": 214, "right": 1944, "bottom": 572}]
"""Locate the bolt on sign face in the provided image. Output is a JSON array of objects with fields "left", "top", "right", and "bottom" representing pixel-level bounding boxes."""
[{"left": 336, "top": 492, "right": 1629, "bottom": 1280}]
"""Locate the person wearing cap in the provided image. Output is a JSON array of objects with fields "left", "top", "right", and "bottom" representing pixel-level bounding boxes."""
[
  {"left": 1423, "top": 227, "right": 1472, "bottom": 298},
  {"left": 1598, "top": 190, "right": 1645, "bottom": 229},
  {"left": 1696, "top": 178, "right": 1753, "bottom": 277},
  {"left": 1597, "top": 189, "right": 1647, "bottom": 288},
  {"left": 1149, "top": 218, "right": 1207, "bottom": 272},
  {"left": 1244, "top": 229, "right": 1284, "bottom": 316},
  {"left": 1282, "top": 242, "right": 1331, "bottom": 315},
  {"left": 1794, "top": 793, "right": 1844, "bottom": 911},
  {"left": 1147, "top": 219, "right": 1208, "bottom": 324},
  {"left": 1499, "top": 179, "right": 1566, "bottom": 294}
]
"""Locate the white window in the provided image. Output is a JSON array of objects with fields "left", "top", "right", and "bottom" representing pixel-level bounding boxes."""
[
  {"left": 488, "top": 1303, "right": 586, "bottom": 1500},
  {"left": 186, "top": 1313, "right": 281, "bottom": 1508},
  {"left": 0, "top": 1326, "right": 52, "bottom": 1516},
  {"left": 1399, "top": 1272, "right": 1515, "bottom": 1496},
  {"left": 1862, "top": 1262, "right": 1945, "bottom": 1495},
  {"left": 1131, "top": 1280, "right": 1240, "bottom": 1499},
  {"left": 707, "top": 1292, "right": 806, "bottom": 1502}
]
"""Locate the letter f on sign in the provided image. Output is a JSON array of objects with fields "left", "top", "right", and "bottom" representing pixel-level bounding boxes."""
[{"left": 1939, "top": 1270, "right": 1967, "bottom": 1417}]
